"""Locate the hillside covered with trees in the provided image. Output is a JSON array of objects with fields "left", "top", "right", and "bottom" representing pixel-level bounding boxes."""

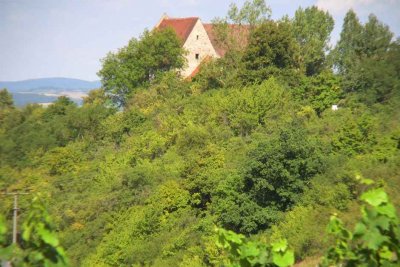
[{"left": 1, "top": 1, "right": 399, "bottom": 266}]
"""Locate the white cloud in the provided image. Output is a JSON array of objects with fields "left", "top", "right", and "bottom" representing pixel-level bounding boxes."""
[{"left": 316, "top": 0, "right": 393, "bottom": 14}]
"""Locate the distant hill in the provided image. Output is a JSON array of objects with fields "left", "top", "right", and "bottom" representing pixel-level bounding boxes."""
[
  {"left": 0, "top": 77, "right": 101, "bottom": 93},
  {"left": 0, "top": 77, "right": 101, "bottom": 106}
]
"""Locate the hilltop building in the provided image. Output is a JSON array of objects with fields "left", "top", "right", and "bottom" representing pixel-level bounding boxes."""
[{"left": 155, "top": 14, "right": 248, "bottom": 78}]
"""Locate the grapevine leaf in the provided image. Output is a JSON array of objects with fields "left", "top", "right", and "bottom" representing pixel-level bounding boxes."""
[
  {"left": 353, "top": 222, "right": 367, "bottom": 237},
  {"left": 240, "top": 242, "right": 260, "bottom": 257},
  {"left": 272, "top": 239, "right": 288, "bottom": 252},
  {"left": 31, "top": 251, "right": 45, "bottom": 261},
  {"left": 327, "top": 216, "right": 344, "bottom": 234},
  {"left": 240, "top": 242, "right": 260, "bottom": 264},
  {"left": 273, "top": 249, "right": 294, "bottom": 267},
  {"left": 257, "top": 249, "right": 270, "bottom": 265},
  {"left": 0, "top": 217, "right": 6, "bottom": 235},
  {"left": 360, "top": 188, "right": 388, "bottom": 207},
  {"left": 224, "top": 230, "right": 244, "bottom": 245},
  {"left": 376, "top": 203, "right": 397, "bottom": 219},
  {"left": 38, "top": 227, "right": 59, "bottom": 247},
  {"left": 22, "top": 224, "right": 33, "bottom": 241},
  {"left": 374, "top": 216, "right": 390, "bottom": 231},
  {"left": 378, "top": 246, "right": 393, "bottom": 260},
  {"left": 363, "top": 228, "right": 388, "bottom": 250}
]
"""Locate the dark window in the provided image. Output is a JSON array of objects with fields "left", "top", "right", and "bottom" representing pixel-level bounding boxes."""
[
  {"left": 196, "top": 35, "right": 199, "bottom": 40},
  {"left": 195, "top": 53, "right": 199, "bottom": 60}
]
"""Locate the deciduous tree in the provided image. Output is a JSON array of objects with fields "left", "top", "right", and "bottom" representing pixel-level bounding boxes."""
[
  {"left": 98, "top": 28, "right": 185, "bottom": 107},
  {"left": 293, "top": 6, "right": 334, "bottom": 76}
]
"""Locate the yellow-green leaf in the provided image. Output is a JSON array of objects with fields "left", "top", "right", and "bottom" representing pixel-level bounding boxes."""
[{"left": 360, "top": 188, "right": 388, "bottom": 207}]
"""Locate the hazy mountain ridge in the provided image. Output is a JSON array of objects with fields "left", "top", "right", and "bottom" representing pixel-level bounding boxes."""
[
  {"left": 0, "top": 77, "right": 101, "bottom": 106},
  {"left": 0, "top": 77, "right": 101, "bottom": 93}
]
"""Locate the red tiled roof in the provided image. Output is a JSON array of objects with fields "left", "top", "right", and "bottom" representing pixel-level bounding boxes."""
[
  {"left": 157, "top": 17, "right": 199, "bottom": 43},
  {"left": 203, "top": 23, "right": 250, "bottom": 57}
]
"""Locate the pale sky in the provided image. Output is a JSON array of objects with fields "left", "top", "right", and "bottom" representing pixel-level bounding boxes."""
[{"left": 0, "top": 0, "right": 399, "bottom": 81}]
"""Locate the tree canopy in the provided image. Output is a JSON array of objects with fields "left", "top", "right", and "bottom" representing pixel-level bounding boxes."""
[
  {"left": 1, "top": 3, "right": 400, "bottom": 266},
  {"left": 98, "top": 27, "right": 185, "bottom": 107},
  {"left": 293, "top": 6, "right": 334, "bottom": 76}
]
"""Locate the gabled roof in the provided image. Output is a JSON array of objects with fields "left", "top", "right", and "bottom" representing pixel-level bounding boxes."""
[
  {"left": 203, "top": 23, "right": 250, "bottom": 57},
  {"left": 157, "top": 17, "right": 199, "bottom": 43}
]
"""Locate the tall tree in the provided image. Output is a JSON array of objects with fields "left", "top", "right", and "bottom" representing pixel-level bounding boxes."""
[
  {"left": 333, "top": 10, "right": 364, "bottom": 76},
  {"left": 0, "top": 89, "right": 14, "bottom": 110},
  {"left": 333, "top": 10, "right": 396, "bottom": 102},
  {"left": 242, "top": 125, "right": 324, "bottom": 211},
  {"left": 227, "top": 0, "right": 271, "bottom": 26},
  {"left": 98, "top": 28, "right": 185, "bottom": 107},
  {"left": 333, "top": 10, "right": 393, "bottom": 77},
  {"left": 0, "top": 89, "right": 15, "bottom": 127},
  {"left": 362, "top": 14, "right": 393, "bottom": 57},
  {"left": 241, "top": 20, "right": 300, "bottom": 83},
  {"left": 293, "top": 6, "right": 334, "bottom": 76},
  {"left": 206, "top": 0, "right": 272, "bottom": 88}
]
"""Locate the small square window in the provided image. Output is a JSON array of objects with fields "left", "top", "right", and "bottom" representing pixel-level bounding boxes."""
[{"left": 195, "top": 53, "right": 199, "bottom": 60}]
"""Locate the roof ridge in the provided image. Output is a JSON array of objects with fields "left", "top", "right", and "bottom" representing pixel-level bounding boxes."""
[
  {"left": 165, "top": 17, "right": 199, "bottom": 20},
  {"left": 157, "top": 17, "right": 199, "bottom": 43}
]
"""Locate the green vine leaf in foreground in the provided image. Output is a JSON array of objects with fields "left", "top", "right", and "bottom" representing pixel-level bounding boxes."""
[
  {"left": 321, "top": 182, "right": 400, "bottom": 267},
  {"left": 0, "top": 197, "right": 68, "bottom": 267},
  {"left": 216, "top": 227, "right": 295, "bottom": 267}
]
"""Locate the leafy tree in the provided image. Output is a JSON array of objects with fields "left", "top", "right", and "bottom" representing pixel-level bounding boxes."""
[
  {"left": 0, "top": 88, "right": 15, "bottom": 130},
  {"left": 45, "top": 96, "right": 76, "bottom": 117},
  {"left": 333, "top": 10, "right": 395, "bottom": 102},
  {"left": 332, "top": 10, "right": 364, "bottom": 76},
  {"left": 295, "top": 70, "right": 342, "bottom": 115},
  {"left": 292, "top": 6, "right": 334, "bottom": 76},
  {"left": 347, "top": 50, "right": 400, "bottom": 104},
  {"left": 83, "top": 88, "right": 111, "bottom": 106},
  {"left": 1, "top": 3, "right": 400, "bottom": 266},
  {"left": 192, "top": 59, "right": 235, "bottom": 90},
  {"left": 223, "top": 79, "right": 292, "bottom": 136},
  {"left": 98, "top": 28, "right": 185, "bottom": 107},
  {"left": 241, "top": 20, "right": 300, "bottom": 83},
  {"left": 242, "top": 125, "right": 324, "bottom": 212},
  {"left": 331, "top": 113, "right": 376, "bottom": 156},
  {"left": 362, "top": 14, "right": 393, "bottom": 58},
  {"left": 205, "top": 0, "right": 272, "bottom": 89},
  {"left": 0, "top": 89, "right": 14, "bottom": 109},
  {"left": 212, "top": 178, "right": 278, "bottom": 234},
  {"left": 227, "top": 0, "right": 271, "bottom": 26},
  {"left": 66, "top": 102, "right": 115, "bottom": 142},
  {"left": 269, "top": 205, "right": 331, "bottom": 259}
]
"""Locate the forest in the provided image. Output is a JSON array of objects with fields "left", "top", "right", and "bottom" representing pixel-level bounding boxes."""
[{"left": 0, "top": 1, "right": 399, "bottom": 266}]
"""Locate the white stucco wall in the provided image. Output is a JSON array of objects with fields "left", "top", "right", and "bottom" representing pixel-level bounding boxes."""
[{"left": 181, "top": 19, "right": 219, "bottom": 77}]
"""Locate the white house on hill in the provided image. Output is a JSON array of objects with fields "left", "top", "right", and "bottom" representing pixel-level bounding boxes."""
[{"left": 156, "top": 14, "right": 246, "bottom": 78}]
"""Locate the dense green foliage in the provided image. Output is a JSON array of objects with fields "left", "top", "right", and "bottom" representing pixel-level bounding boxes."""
[
  {"left": 227, "top": 0, "right": 271, "bottom": 26},
  {"left": 98, "top": 27, "right": 185, "bottom": 107},
  {"left": 216, "top": 228, "right": 294, "bottom": 267},
  {"left": 293, "top": 7, "right": 334, "bottom": 76},
  {"left": 241, "top": 20, "right": 300, "bottom": 84},
  {"left": 1, "top": 1, "right": 399, "bottom": 266},
  {"left": 322, "top": 179, "right": 400, "bottom": 266},
  {"left": 0, "top": 197, "right": 68, "bottom": 266}
]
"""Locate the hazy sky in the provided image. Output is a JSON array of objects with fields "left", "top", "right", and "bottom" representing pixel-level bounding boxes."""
[{"left": 0, "top": 0, "right": 399, "bottom": 81}]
